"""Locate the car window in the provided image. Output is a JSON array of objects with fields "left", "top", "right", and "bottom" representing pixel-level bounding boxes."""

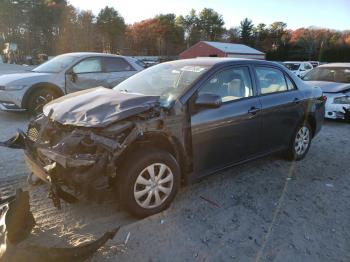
[
  {"left": 303, "top": 67, "right": 350, "bottom": 83},
  {"left": 73, "top": 57, "right": 102, "bottom": 74},
  {"left": 285, "top": 75, "right": 297, "bottom": 90},
  {"left": 198, "top": 67, "right": 253, "bottom": 103},
  {"left": 103, "top": 57, "right": 135, "bottom": 72},
  {"left": 304, "top": 63, "right": 312, "bottom": 70},
  {"left": 285, "top": 63, "right": 300, "bottom": 71},
  {"left": 255, "top": 67, "right": 288, "bottom": 94}
]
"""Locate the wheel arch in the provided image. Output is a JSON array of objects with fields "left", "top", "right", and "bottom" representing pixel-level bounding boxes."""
[
  {"left": 306, "top": 113, "right": 316, "bottom": 137},
  {"left": 115, "top": 132, "right": 188, "bottom": 182},
  {"left": 22, "top": 82, "right": 64, "bottom": 109}
]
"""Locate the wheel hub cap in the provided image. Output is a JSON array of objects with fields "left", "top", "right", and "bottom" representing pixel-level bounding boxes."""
[
  {"left": 294, "top": 126, "right": 310, "bottom": 156},
  {"left": 134, "top": 163, "right": 174, "bottom": 209}
]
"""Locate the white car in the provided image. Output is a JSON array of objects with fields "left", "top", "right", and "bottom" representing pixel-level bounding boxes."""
[
  {"left": 284, "top": 61, "right": 313, "bottom": 78},
  {"left": 303, "top": 63, "right": 350, "bottom": 121},
  {"left": 0, "top": 52, "right": 145, "bottom": 115}
]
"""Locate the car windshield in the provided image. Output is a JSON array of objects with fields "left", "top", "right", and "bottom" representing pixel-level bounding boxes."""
[
  {"left": 113, "top": 61, "right": 211, "bottom": 106},
  {"left": 284, "top": 63, "right": 301, "bottom": 71},
  {"left": 303, "top": 67, "right": 350, "bottom": 83},
  {"left": 32, "top": 55, "right": 76, "bottom": 73}
]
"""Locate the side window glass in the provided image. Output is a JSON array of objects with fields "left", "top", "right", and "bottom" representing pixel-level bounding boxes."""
[
  {"left": 286, "top": 76, "right": 296, "bottom": 90},
  {"left": 198, "top": 67, "right": 253, "bottom": 103},
  {"left": 304, "top": 63, "right": 312, "bottom": 70},
  {"left": 255, "top": 67, "right": 288, "bottom": 94},
  {"left": 73, "top": 58, "right": 102, "bottom": 74},
  {"left": 104, "top": 57, "right": 135, "bottom": 72}
]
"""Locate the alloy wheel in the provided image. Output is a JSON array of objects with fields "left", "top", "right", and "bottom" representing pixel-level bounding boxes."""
[{"left": 33, "top": 92, "right": 55, "bottom": 115}]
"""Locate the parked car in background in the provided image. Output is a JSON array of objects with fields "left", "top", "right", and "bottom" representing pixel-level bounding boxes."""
[
  {"left": 308, "top": 61, "right": 320, "bottom": 68},
  {"left": 0, "top": 52, "right": 145, "bottom": 114},
  {"left": 284, "top": 61, "right": 313, "bottom": 77},
  {"left": 303, "top": 63, "right": 350, "bottom": 120},
  {"left": 2, "top": 58, "right": 325, "bottom": 217}
]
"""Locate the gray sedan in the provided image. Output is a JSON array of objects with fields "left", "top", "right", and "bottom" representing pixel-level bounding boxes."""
[{"left": 0, "top": 52, "right": 145, "bottom": 114}]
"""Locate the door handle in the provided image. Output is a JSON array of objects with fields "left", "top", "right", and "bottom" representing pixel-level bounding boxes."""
[{"left": 248, "top": 106, "right": 261, "bottom": 114}]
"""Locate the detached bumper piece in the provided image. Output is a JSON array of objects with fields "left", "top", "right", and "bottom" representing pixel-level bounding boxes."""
[
  {"left": 1, "top": 188, "right": 120, "bottom": 262},
  {"left": 0, "top": 130, "right": 27, "bottom": 149}
]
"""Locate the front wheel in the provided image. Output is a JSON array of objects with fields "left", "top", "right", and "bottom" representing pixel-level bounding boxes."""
[
  {"left": 27, "top": 88, "right": 59, "bottom": 116},
  {"left": 287, "top": 123, "right": 312, "bottom": 161},
  {"left": 117, "top": 148, "right": 181, "bottom": 217}
]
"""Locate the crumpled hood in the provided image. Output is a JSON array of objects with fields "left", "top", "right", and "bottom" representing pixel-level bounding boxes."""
[
  {"left": 0, "top": 72, "right": 54, "bottom": 86},
  {"left": 304, "top": 81, "right": 350, "bottom": 93},
  {"left": 43, "top": 87, "right": 160, "bottom": 127}
]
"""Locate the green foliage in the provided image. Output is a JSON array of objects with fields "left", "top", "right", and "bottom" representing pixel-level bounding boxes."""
[
  {"left": 239, "top": 18, "right": 254, "bottom": 45},
  {"left": 96, "top": 6, "right": 126, "bottom": 53},
  {"left": 198, "top": 8, "right": 225, "bottom": 41}
]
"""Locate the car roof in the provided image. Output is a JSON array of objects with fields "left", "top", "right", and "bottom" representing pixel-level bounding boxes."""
[
  {"left": 164, "top": 58, "right": 280, "bottom": 67},
  {"left": 318, "top": 62, "right": 350, "bottom": 68},
  {"left": 59, "top": 52, "right": 130, "bottom": 59}
]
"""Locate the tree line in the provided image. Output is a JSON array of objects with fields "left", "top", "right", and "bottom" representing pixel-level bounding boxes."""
[{"left": 1, "top": 0, "right": 349, "bottom": 61}]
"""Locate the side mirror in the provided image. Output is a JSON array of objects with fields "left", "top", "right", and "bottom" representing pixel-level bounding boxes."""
[
  {"left": 66, "top": 70, "right": 77, "bottom": 83},
  {"left": 194, "top": 93, "right": 222, "bottom": 108}
]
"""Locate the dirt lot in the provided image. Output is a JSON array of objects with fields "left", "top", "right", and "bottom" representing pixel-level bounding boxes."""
[{"left": 1, "top": 110, "right": 350, "bottom": 262}]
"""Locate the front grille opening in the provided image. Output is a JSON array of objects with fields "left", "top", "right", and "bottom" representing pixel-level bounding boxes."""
[{"left": 28, "top": 127, "right": 39, "bottom": 142}]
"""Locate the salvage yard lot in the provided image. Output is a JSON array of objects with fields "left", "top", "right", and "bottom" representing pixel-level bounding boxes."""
[{"left": 1, "top": 111, "right": 350, "bottom": 261}]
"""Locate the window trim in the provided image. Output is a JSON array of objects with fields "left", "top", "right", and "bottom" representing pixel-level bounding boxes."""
[
  {"left": 253, "top": 65, "right": 297, "bottom": 96},
  {"left": 196, "top": 65, "right": 256, "bottom": 105},
  {"left": 102, "top": 57, "right": 136, "bottom": 73},
  {"left": 284, "top": 73, "right": 298, "bottom": 91}
]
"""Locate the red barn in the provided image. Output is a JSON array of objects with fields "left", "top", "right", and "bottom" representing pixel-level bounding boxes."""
[{"left": 180, "top": 41, "right": 265, "bottom": 60}]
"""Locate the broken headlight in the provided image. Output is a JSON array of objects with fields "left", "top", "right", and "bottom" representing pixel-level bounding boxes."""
[{"left": 333, "top": 96, "right": 350, "bottom": 104}]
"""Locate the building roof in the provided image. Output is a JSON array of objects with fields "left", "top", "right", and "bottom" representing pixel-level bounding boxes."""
[{"left": 203, "top": 41, "right": 265, "bottom": 55}]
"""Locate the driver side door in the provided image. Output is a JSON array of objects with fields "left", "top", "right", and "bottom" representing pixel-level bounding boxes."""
[
  {"left": 190, "top": 66, "right": 262, "bottom": 177},
  {"left": 65, "top": 57, "right": 108, "bottom": 93}
]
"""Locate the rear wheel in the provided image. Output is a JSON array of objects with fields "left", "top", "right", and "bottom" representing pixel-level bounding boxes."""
[
  {"left": 117, "top": 147, "right": 181, "bottom": 217},
  {"left": 287, "top": 123, "right": 312, "bottom": 161},
  {"left": 27, "top": 88, "right": 59, "bottom": 116}
]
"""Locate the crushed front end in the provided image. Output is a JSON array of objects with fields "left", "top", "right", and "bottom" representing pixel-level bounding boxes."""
[{"left": 2, "top": 111, "right": 142, "bottom": 209}]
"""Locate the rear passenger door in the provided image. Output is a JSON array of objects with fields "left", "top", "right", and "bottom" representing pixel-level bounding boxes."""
[
  {"left": 102, "top": 57, "right": 137, "bottom": 88},
  {"left": 253, "top": 66, "right": 304, "bottom": 152}
]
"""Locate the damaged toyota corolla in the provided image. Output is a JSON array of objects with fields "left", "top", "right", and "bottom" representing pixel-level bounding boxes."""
[{"left": 1, "top": 58, "right": 326, "bottom": 217}]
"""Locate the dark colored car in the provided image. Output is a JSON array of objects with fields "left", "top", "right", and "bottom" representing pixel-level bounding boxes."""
[{"left": 1, "top": 58, "right": 326, "bottom": 217}]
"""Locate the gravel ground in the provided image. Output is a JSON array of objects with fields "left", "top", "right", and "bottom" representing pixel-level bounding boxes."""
[{"left": 0, "top": 110, "right": 349, "bottom": 262}]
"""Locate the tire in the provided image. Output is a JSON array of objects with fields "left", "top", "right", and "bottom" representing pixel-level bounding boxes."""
[
  {"left": 117, "top": 147, "right": 181, "bottom": 218},
  {"left": 287, "top": 122, "right": 312, "bottom": 161},
  {"left": 27, "top": 88, "right": 59, "bottom": 116}
]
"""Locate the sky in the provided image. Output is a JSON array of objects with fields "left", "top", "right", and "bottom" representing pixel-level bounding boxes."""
[{"left": 68, "top": 0, "right": 350, "bottom": 31}]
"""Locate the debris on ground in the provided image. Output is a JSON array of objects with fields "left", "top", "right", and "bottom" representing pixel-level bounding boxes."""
[
  {"left": 199, "top": 196, "right": 221, "bottom": 208},
  {"left": 0, "top": 188, "right": 121, "bottom": 262}
]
